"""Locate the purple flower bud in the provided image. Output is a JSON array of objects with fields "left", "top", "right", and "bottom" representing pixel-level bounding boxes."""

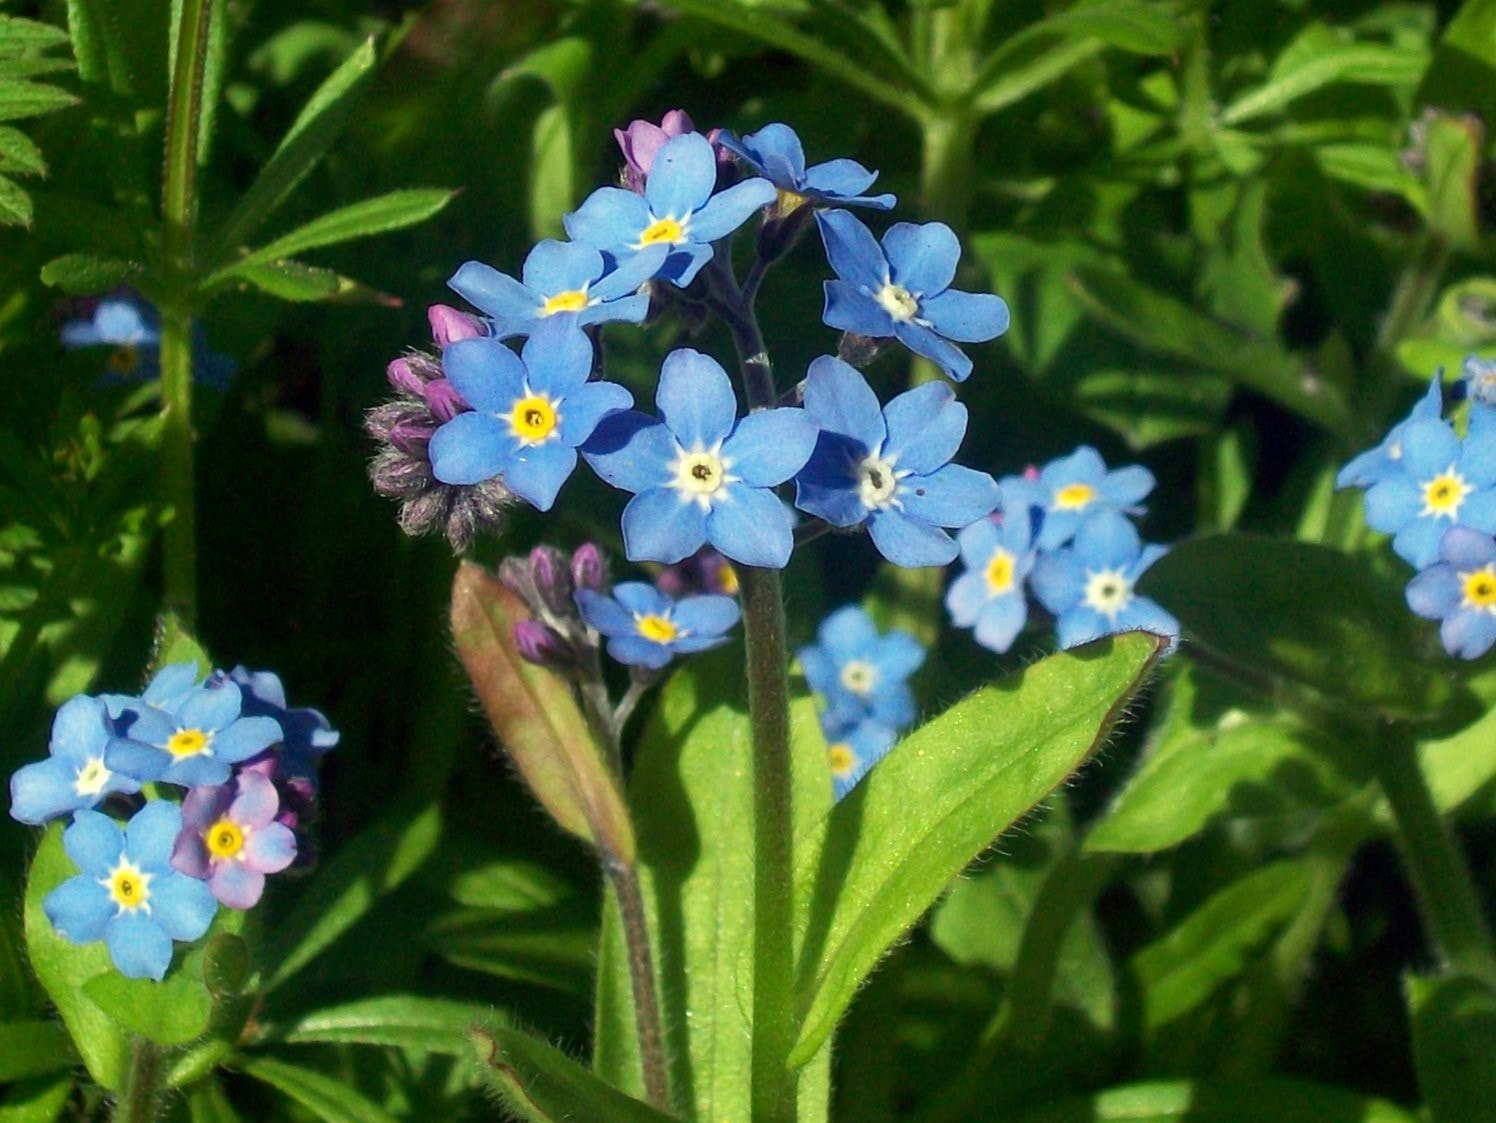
[
  {"left": 530, "top": 546, "right": 575, "bottom": 619},
  {"left": 387, "top": 420, "right": 434, "bottom": 456},
  {"left": 570, "top": 543, "right": 608, "bottom": 593},
  {"left": 428, "top": 304, "right": 485, "bottom": 348},
  {"left": 498, "top": 555, "right": 536, "bottom": 603},
  {"left": 387, "top": 356, "right": 423, "bottom": 396},
  {"left": 615, "top": 109, "right": 696, "bottom": 192},
  {"left": 423, "top": 378, "right": 468, "bottom": 423},
  {"left": 514, "top": 619, "right": 574, "bottom": 668}
]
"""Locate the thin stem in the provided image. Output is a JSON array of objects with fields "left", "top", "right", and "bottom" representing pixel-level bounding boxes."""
[
  {"left": 611, "top": 677, "right": 654, "bottom": 740},
  {"left": 112, "top": 1038, "right": 163, "bottom": 1123},
  {"left": 1376, "top": 722, "right": 1496, "bottom": 985},
  {"left": 603, "top": 853, "right": 671, "bottom": 1112},
  {"left": 158, "top": 307, "right": 197, "bottom": 625}
]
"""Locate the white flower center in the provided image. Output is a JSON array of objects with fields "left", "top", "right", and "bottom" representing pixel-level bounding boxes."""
[
  {"left": 1083, "top": 569, "right": 1133, "bottom": 620},
  {"left": 839, "top": 660, "right": 878, "bottom": 696},
  {"left": 73, "top": 757, "right": 112, "bottom": 797},
  {"left": 670, "top": 444, "right": 734, "bottom": 507},
  {"left": 857, "top": 454, "right": 902, "bottom": 509},
  {"left": 875, "top": 282, "right": 920, "bottom": 322}
]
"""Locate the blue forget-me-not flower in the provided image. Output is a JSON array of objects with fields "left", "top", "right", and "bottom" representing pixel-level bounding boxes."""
[
  {"left": 44, "top": 801, "right": 218, "bottom": 980},
  {"left": 816, "top": 210, "right": 1009, "bottom": 382},
  {"left": 945, "top": 506, "right": 1039, "bottom": 654},
  {"left": 826, "top": 717, "right": 897, "bottom": 801},
  {"left": 584, "top": 348, "right": 817, "bottom": 568},
  {"left": 1336, "top": 374, "right": 1445, "bottom": 490},
  {"left": 798, "top": 604, "right": 924, "bottom": 733},
  {"left": 1020, "top": 446, "right": 1156, "bottom": 552},
  {"left": 1462, "top": 355, "right": 1496, "bottom": 409},
  {"left": 565, "top": 132, "right": 776, "bottom": 287},
  {"left": 576, "top": 581, "right": 741, "bottom": 669},
  {"left": 1406, "top": 526, "right": 1496, "bottom": 660},
  {"left": 429, "top": 319, "right": 632, "bottom": 511},
  {"left": 62, "top": 293, "right": 233, "bottom": 387},
  {"left": 794, "top": 355, "right": 999, "bottom": 567},
  {"left": 9, "top": 696, "right": 141, "bottom": 826},
  {"left": 716, "top": 123, "right": 895, "bottom": 214},
  {"left": 1030, "top": 512, "right": 1179, "bottom": 650}
]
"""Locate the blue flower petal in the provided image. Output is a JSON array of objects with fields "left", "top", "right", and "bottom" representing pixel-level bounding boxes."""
[
  {"left": 1102, "top": 465, "right": 1156, "bottom": 507},
  {"left": 660, "top": 243, "right": 717, "bottom": 287},
  {"left": 104, "top": 738, "right": 168, "bottom": 783},
  {"left": 802, "top": 356, "right": 886, "bottom": 449},
  {"left": 823, "top": 280, "right": 894, "bottom": 337},
  {"left": 1460, "top": 489, "right": 1496, "bottom": 533},
  {"left": 504, "top": 442, "right": 578, "bottom": 511},
  {"left": 44, "top": 876, "right": 114, "bottom": 943},
  {"left": 817, "top": 210, "right": 887, "bottom": 290},
  {"left": 688, "top": 178, "right": 777, "bottom": 242},
  {"left": 591, "top": 245, "right": 670, "bottom": 301},
  {"left": 1442, "top": 526, "right": 1496, "bottom": 567},
  {"left": 671, "top": 633, "right": 732, "bottom": 655},
  {"left": 559, "top": 381, "right": 633, "bottom": 447},
  {"left": 177, "top": 682, "right": 242, "bottom": 735},
  {"left": 884, "top": 222, "right": 959, "bottom": 296},
  {"left": 608, "top": 635, "right": 675, "bottom": 669},
  {"left": 737, "top": 123, "right": 806, "bottom": 185},
  {"left": 61, "top": 319, "right": 104, "bottom": 347},
  {"left": 707, "top": 486, "right": 796, "bottom": 568},
  {"left": 583, "top": 412, "right": 675, "bottom": 492},
  {"left": 1364, "top": 475, "right": 1421, "bottom": 533},
  {"left": 576, "top": 589, "right": 635, "bottom": 636},
  {"left": 722, "top": 408, "right": 818, "bottom": 486},
  {"left": 975, "top": 594, "right": 1027, "bottom": 654},
  {"left": 802, "top": 158, "right": 877, "bottom": 198},
  {"left": 1044, "top": 447, "right": 1106, "bottom": 488},
  {"left": 1400, "top": 418, "right": 1460, "bottom": 480},
  {"left": 1407, "top": 564, "right": 1461, "bottom": 619},
  {"left": 867, "top": 507, "right": 958, "bottom": 566},
  {"left": 869, "top": 684, "right": 916, "bottom": 730},
  {"left": 1392, "top": 516, "right": 1448, "bottom": 569},
  {"left": 882, "top": 382, "right": 964, "bottom": 474},
  {"left": 448, "top": 261, "right": 538, "bottom": 323},
  {"left": 9, "top": 760, "right": 80, "bottom": 824},
  {"left": 143, "top": 663, "right": 200, "bottom": 707},
  {"left": 872, "top": 633, "right": 925, "bottom": 681},
  {"left": 149, "top": 873, "right": 217, "bottom": 940},
  {"left": 956, "top": 518, "right": 1002, "bottom": 567},
  {"left": 1031, "top": 551, "right": 1086, "bottom": 614},
  {"left": 578, "top": 292, "right": 651, "bottom": 329},
  {"left": 1115, "top": 599, "right": 1181, "bottom": 639},
  {"left": 210, "top": 716, "right": 285, "bottom": 766},
  {"left": 1464, "top": 406, "right": 1496, "bottom": 486},
  {"left": 1056, "top": 606, "right": 1112, "bottom": 650},
  {"left": 892, "top": 320, "right": 972, "bottom": 382},
  {"left": 921, "top": 289, "right": 1009, "bottom": 343},
  {"left": 621, "top": 488, "right": 708, "bottom": 563},
  {"left": 164, "top": 755, "right": 232, "bottom": 788},
  {"left": 658, "top": 349, "right": 737, "bottom": 448},
  {"left": 672, "top": 594, "right": 741, "bottom": 636},
  {"left": 105, "top": 911, "right": 173, "bottom": 980},
  {"left": 795, "top": 460, "right": 870, "bottom": 527},
  {"left": 900, "top": 464, "right": 1000, "bottom": 527},
  {"left": 444, "top": 338, "right": 527, "bottom": 413},
  {"left": 65, "top": 809, "right": 124, "bottom": 877},
  {"left": 1073, "top": 512, "right": 1141, "bottom": 569},
  {"left": 564, "top": 187, "right": 650, "bottom": 252},
  {"left": 521, "top": 319, "right": 593, "bottom": 395},
  {"left": 430, "top": 413, "right": 509, "bottom": 486},
  {"left": 50, "top": 696, "right": 109, "bottom": 766},
  {"left": 945, "top": 572, "right": 988, "bottom": 627},
  {"left": 819, "top": 605, "right": 880, "bottom": 659},
  {"left": 521, "top": 240, "right": 603, "bottom": 295},
  {"left": 125, "top": 799, "right": 183, "bottom": 870},
  {"left": 645, "top": 133, "right": 718, "bottom": 220},
  {"left": 614, "top": 581, "right": 672, "bottom": 618},
  {"left": 1444, "top": 608, "right": 1496, "bottom": 659}
]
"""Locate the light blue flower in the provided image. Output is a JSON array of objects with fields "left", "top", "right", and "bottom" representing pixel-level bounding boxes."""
[
  {"left": 1462, "top": 355, "right": 1496, "bottom": 409},
  {"left": 716, "top": 123, "right": 895, "bottom": 212},
  {"left": 793, "top": 355, "right": 999, "bottom": 567},
  {"left": 1406, "top": 527, "right": 1496, "bottom": 660},
  {"left": 583, "top": 348, "right": 818, "bottom": 568},
  {"left": 565, "top": 132, "right": 776, "bottom": 286},
  {"left": 62, "top": 294, "right": 233, "bottom": 387},
  {"left": 44, "top": 802, "right": 218, "bottom": 980},
  {"left": 1363, "top": 412, "right": 1496, "bottom": 569},
  {"left": 1026, "top": 446, "right": 1155, "bottom": 552},
  {"left": 447, "top": 240, "right": 667, "bottom": 340},
  {"left": 575, "top": 581, "right": 740, "bottom": 669},
  {"left": 1030, "top": 512, "right": 1179, "bottom": 650},
  {"left": 9, "top": 696, "right": 141, "bottom": 826},
  {"left": 428, "top": 319, "right": 632, "bottom": 511},
  {"left": 825, "top": 717, "right": 897, "bottom": 801},
  {"left": 945, "top": 507, "right": 1039, "bottom": 654},
  {"left": 104, "top": 670, "right": 284, "bottom": 789},
  {"left": 816, "top": 210, "right": 1009, "bottom": 381},
  {"left": 1336, "top": 374, "right": 1444, "bottom": 490},
  {"left": 797, "top": 605, "right": 924, "bottom": 733}
]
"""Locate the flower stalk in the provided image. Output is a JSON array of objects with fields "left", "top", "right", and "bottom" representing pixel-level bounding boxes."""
[{"left": 112, "top": 1038, "right": 163, "bottom": 1123}]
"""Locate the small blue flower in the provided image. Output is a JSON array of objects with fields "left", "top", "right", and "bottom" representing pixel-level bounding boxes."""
[
  {"left": 1025, "top": 446, "right": 1156, "bottom": 552},
  {"left": 428, "top": 318, "right": 632, "bottom": 511},
  {"left": 945, "top": 507, "right": 1039, "bottom": 654},
  {"left": 9, "top": 696, "right": 141, "bottom": 826},
  {"left": 1337, "top": 374, "right": 1445, "bottom": 490},
  {"left": 825, "top": 717, "right": 897, "bottom": 801},
  {"left": 816, "top": 210, "right": 1009, "bottom": 381},
  {"left": 583, "top": 349, "right": 818, "bottom": 568},
  {"left": 447, "top": 239, "right": 668, "bottom": 340},
  {"left": 793, "top": 355, "right": 999, "bottom": 567},
  {"left": 104, "top": 669, "right": 284, "bottom": 789},
  {"left": 61, "top": 294, "right": 233, "bottom": 387},
  {"left": 1362, "top": 411, "right": 1496, "bottom": 569},
  {"left": 797, "top": 605, "right": 924, "bottom": 733},
  {"left": 44, "top": 802, "right": 218, "bottom": 980},
  {"left": 1462, "top": 355, "right": 1496, "bottom": 409},
  {"left": 224, "top": 666, "right": 339, "bottom": 784},
  {"left": 575, "top": 581, "right": 740, "bottom": 669},
  {"left": 1406, "top": 527, "right": 1496, "bottom": 660},
  {"left": 565, "top": 132, "right": 777, "bottom": 286},
  {"left": 716, "top": 123, "right": 895, "bottom": 212},
  {"left": 1030, "top": 512, "right": 1179, "bottom": 650}
]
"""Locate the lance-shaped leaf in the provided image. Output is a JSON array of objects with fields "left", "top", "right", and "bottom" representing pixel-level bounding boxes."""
[
  {"left": 1408, "top": 973, "right": 1496, "bottom": 1123},
  {"left": 449, "top": 562, "right": 634, "bottom": 860},
  {"left": 241, "top": 1057, "right": 401, "bottom": 1123},
  {"left": 790, "top": 631, "right": 1166, "bottom": 1064},
  {"left": 270, "top": 995, "right": 499, "bottom": 1055},
  {"left": 0, "top": 1021, "right": 74, "bottom": 1081},
  {"left": 1010, "top": 1077, "right": 1425, "bottom": 1122},
  {"left": 470, "top": 1025, "right": 674, "bottom": 1123}
]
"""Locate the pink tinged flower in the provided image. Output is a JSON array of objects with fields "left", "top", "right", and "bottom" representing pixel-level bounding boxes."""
[
  {"left": 428, "top": 304, "right": 485, "bottom": 348},
  {"left": 615, "top": 109, "right": 696, "bottom": 192},
  {"left": 171, "top": 772, "right": 297, "bottom": 910}
]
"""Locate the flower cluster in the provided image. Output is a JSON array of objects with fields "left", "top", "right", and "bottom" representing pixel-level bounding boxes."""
[
  {"left": 1338, "top": 364, "right": 1496, "bottom": 659},
  {"left": 8, "top": 662, "right": 337, "bottom": 979},
  {"left": 945, "top": 447, "right": 1179, "bottom": 653},
  {"left": 798, "top": 606, "right": 924, "bottom": 799}
]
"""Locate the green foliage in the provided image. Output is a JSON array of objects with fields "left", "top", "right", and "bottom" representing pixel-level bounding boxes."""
[
  {"left": 470, "top": 1025, "right": 675, "bottom": 1123},
  {"left": 0, "top": 16, "right": 75, "bottom": 227},
  {"left": 1408, "top": 973, "right": 1496, "bottom": 1123}
]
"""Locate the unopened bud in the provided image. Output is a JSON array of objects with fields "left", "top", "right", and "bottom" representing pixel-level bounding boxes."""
[
  {"left": 570, "top": 543, "right": 608, "bottom": 593},
  {"left": 387, "top": 357, "right": 423, "bottom": 395},
  {"left": 530, "top": 546, "right": 574, "bottom": 619},
  {"left": 513, "top": 619, "right": 574, "bottom": 669},
  {"left": 428, "top": 304, "right": 485, "bottom": 347}
]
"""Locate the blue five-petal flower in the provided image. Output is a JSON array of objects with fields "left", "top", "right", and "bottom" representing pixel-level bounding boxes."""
[
  {"left": 583, "top": 349, "right": 818, "bottom": 568},
  {"left": 793, "top": 355, "right": 1000, "bottom": 567},
  {"left": 798, "top": 605, "right": 924, "bottom": 734},
  {"left": 945, "top": 507, "right": 1039, "bottom": 655},
  {"left": 826, "top": 718, "right": 897, "bottom": 801},
  {"left": 716, "top": 123, "right": 895, "bottom": 212},
  {"left": 816, "top": 210, "right": 1009, "bottom": 382},
  {"left": 1336, "top": 373, "right": 1445, "bottom": 490},
  {"left": 9, "top": 696, "right": 141, "bottom": 826},
  {"left": 1024, "top": 446, "right": 1156, "bottom": 552},
  {"left": 575, "top": 582, "right": 741, "bottom": 669},
  {"left": 1406, "top": 527, "right": 1496, "bottom": 660},
  {"left": 1030, "top": 512, "right": 1179, "bottom": 650},
  {"left": 429, "top": 318, "right": 632, "bottom": 511}
]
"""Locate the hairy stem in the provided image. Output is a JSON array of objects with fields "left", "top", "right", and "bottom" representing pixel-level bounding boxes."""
[
  {"left": 603, "top": 852, "right": 671, "bottom": 1111},
  {"left": 112, "top": 1038, "right": 163, "bottom": 1123}
]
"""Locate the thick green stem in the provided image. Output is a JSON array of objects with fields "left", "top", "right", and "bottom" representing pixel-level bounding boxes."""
[
  {"left": 603, "top": 854, "right": 671, "bottom": 1112},
  {"left": 158, "top": 306, "right": 197, "bottom": 625},
  {"left": 112, "top": 1038, "right": 163, "bottom": 1123},
  {"left": 1376, "top": 723, "right": 1496, "bottom": 985}
]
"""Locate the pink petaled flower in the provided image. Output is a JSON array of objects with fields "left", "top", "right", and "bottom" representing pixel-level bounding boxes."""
[
  {"left": 171, "top": 771, "right": 298, "bottom": 909},
  {"left": 615, "top": 109, "right": 696, "bottom": 192}
]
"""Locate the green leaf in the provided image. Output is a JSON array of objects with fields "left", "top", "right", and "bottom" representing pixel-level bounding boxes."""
[
  {"left": 1130, "top": 862, "right": 1310, "bottom": 1030},
  {"left": 38, "top": 253, "right": 140, "bottom": 295},
  {"left": 1408, "top": 973, "right": 1496, "bottom": 1123},
  {"left": 0, "top": 80, "right": 75, "bottom": 122},
  {"left": 426, "top": 907, "right": 595, "bottom": 995},
  {"left": 1066, "top": 267, "right": 1350, "bottom": 432},
  {"left": 0, "top": 172, "right": 33, "bottom": 226},
  {"left": 0, "top": 17, "right": 71, "bottom": 55},
  {"left": 1417, "top": 112, "right": 1482, "bottom": 251},
  {"left": 1011, "top": 1077, "right": 1424, "bottom": 1122},
  {"left": 0, "top": 126, "right": 43, "bottom": 175},
  {"left": 184, "top": 1078, "right": 242, "bottom": 1123},
  {"left": 1221, "top": 23, "right": 1427, "bottom": 126},
  {"left": 0, "top": 1075, "right": 74, "bottom": 1123},
  {"left": 152, "top": 611, "right": 211, "bottom": 677},
  {"left": 220, "top": 260, "right": 394, "bottom": 304},
  {"left": 790, "top": 632, "right": 1166, "bottom": 1063},
  {"left": 447, "top": 858, "right": 574, "bottom": 911},
  {"left": 21, "top": 825, "right": 130, "bottom": 1091},
  {"left": 260, "top": 802, "right": 441, "bottom": 992},
  {"left": 1315, "top": 143, "right": 1415, "bottom": 196},
  {"left": 1417, "top": 702, "right": 1496, "bottom": 817},
  {"left": 1420, "top": 0, "right": 1496, "bottom": 125},
  {"left": 240, "top": 1057, "right": 401, "bottom": 1123},
  {"left": 1137, "top": 534, "right": 1454, "bottom": 721},
  {"left": 527, "top": 102, "right": 573, "bottom": 241},
  {"left": 273, "top": 995, "right": 496, "bottom": 1055},
  {"left": 1069, "top": 368, "right": 1232, "bottom": 451},
  {"left": 209, "top": 189, "right": 454, "bottom": 282},
  {"left": 469, "top": 1025, "right": 675, "bottom": 1123},
  {"left": 0, "top": 1022, "right": 74, "bottom": 1081},
  {"left": 971, "top": 36, "right": 1104, "bottom": 117},
  {"left": 211, "top": 37, "right": 379, "bottom": 257}
]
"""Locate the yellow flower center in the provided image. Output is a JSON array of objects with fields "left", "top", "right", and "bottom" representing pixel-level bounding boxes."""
[
  {"left": 1054, "top": 483, "right": 1096, "bottom": 511},
  {"left": 107, "top": 345, "right": 140, "bottom": 375},
  {"left": 639, "top": 217, "right": 685, "bottom": 246},
  {"left": 1461, "top": 565, "right": 1496, "bottom": 610},
  {"left": 985, "top": 550, "right": 1015, "bottom": 595},
  {"left": 773, "top": 188, "right": 810, "bottom": 218},
  {"left": 828, "top": 742, "right": 858, "bottom": 780},
  {"left": 105, "top": 860, "right": 150, "bottom": 912},
  {"left": 73, "top": 757, "right": 111, "bottom": 797},
  {"left": 636, "top": 614, "right": 678, "bottom": 644},
  {"left": 717, "top": 563, "right": 740, "bottom": 597},
  {"left": 541, "top": 289, "right": 590, "bottom": 315},
  {"left": 840, "top": 660, "right": 878, "bottom": 696},
  {"left": 206, "top": 818, "right": 246, "bottom": 861},
  {"left": 1422, "top": 470, "right": 1471, "bottom": 519},
  {"left": 167, "top": 728, "right": 210, "bottom": 759},
  {"left": 509, "top": 394, "right": 558, "bottom": 444},
  {"left": 875, "top": 283, "right": 919, "bottom": 322},
  {"left": 1084, "top": 569, "right": 1132, "bottom": 619}
]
